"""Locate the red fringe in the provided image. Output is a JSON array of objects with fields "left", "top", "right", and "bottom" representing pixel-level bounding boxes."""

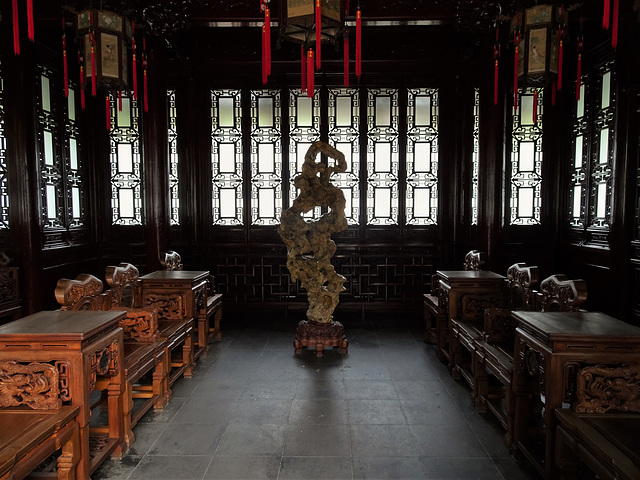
[
  {"left": 603, "top": 0, "right": 610, "bottom": 29},
  {"left": 557, "top": 39, "right": 563, "bottom": 91},
  {"left": 63, "top": 20, "right": 68, "bottom": 98},
  {"left": 513, "top": 46, "right": 519, "bottom": 110},
  {"left": 106, "top": 95, "right": 111, "bottom": 130},
  {"left": 316, "top": 0, "right": 321, "bottom": 70},
  {"left": 12, "top": 0, "right": 20, "bottom": 55},
  {"left": 576, "top": 53, "right": 582, "bottom": 101},
  {"left": 307, "top": 49, "right": 314, "bottom": 98},
  {"left": 494, "top": 59, "right": 498, "bottom": 105},
  {"left": 261, "top": 25, "right": 267, "bottom": 85},
  {"left": 132, "top": 22, "right": 138, "bottom": 100},
  {"left": 612, "top": 0, "right": 618, "bottom": 49},
  {"left": 355, "top": 8, "right": 361, "bottom": 78},
  {"left": 532, "top": 90, "right": 538, "bottom": 124},
  {"left": 27, "top": 0, "right": 34, "bottom": 41},
  {"left": 344, "top": 34, "right": 350, "bottom": 87},
  {"left": 265, "top": 8, "right": 271, "bottom": 76},
  {"left": 118, "top": 91, "right": 122, "bottom": 111},
  {"left": 301, "top": 45, "right": 306, "bottom": 92},
  {"left": 80, "top": 64, "right": 85, "bottom": 110},
  {"left": 144, "top": 70, "right": 148, "bottom": 113},
  {"left": 143, "top": 37, "right": 148, "bottom": 112},
  {"left": 90, "top": 12, "right": 96, "bottom": 96}
]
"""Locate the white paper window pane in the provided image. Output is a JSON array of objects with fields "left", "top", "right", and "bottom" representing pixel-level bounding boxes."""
[
  {"left": 258, "top": 189, "right": 275, "bottom": 218},
  {"left": 336, "top": 142, "right": 351, "bottom": 170},
  {"left": 258, "top": 143, "right": 274, "bottom": 173},
  {"left": 219, "top": 143, "right": 235, "bottom": 172},
  {"left": 119, "top": 189, "right": 135, "bottom": 218},
  {"left": 375, "top": 143, "right": 391, "bottom": 172},
  {"left": 521, "top": 94, "right": 534, "bottom": 125},
  {"left": 518, "top": 188, "right": 534, "bottom": 218},
  {"left": 117, "top": 97, "right": 131, "bottom": 127},
  {"left": 572, "top": 186, "right": 582, "bottom": 218},
  {"left": 601, "top": 71, "right": 611, "bottom": 109},
  {"left": 336, "top": 96, "right": 351, "bottom": 126},
  {"left": 219, "top": 97, "right": 234, "bottom": 127},
  {"left": 117, "top": 143, "right": 133, "bottom": 172},
  {"left": 297, "top": 97, "right": 312, "bottom": 127},
  {"left": 46, "top": 184, "right": 57, "bottom": 219},
  {"left": 68, "top": 88, "right": 76, "bottom": 121},
  {"left": 520, "top": 142, "right": 535, "bottom": 171},
  {"left": 41, "top": 75, "right": 51, "bottom": 112},
  {"left": 574, "top": 136, "right": 583, "bottom": 169},
  {"left": 599, "top": 129, "right": 609, "bottom": 164},
  {"left": 414, "top": 188, "right": 430, "bottom": 217},
  {"left": 297, "top": 142, "right": 312, "bottom": 171},
  {"left": 341, "top": 188, "right": 352, "bottom": 213},
  {"left": 375, "top": 188, "right": 391, "bottom": 217},
  {"left": 44, "top": 130, "right": 54, "bottom": 166},
  {"left": 577, "top": 85, "right": 585, "bottom": 117},
  {"left": 258, "top": 98, "right": 273, "bottom": 127},
  {"left": 415, "top": 96, "right": 431, "bottom": 126},
  {"left": 596, "top": 184, "right": 607, "bottom": 218},
  {"left": 414, "top": 142, "right": 432, "bottom": 171},
  {"left": 72, "top": 186, "right": 80, "bottom": 218},
  {"left": 70, "top": 138, "right": 78, "bottom": 170},
  {"left": 220, "top": 188, "right": 236, "bottom": 217},
  {"left": 376, "top": 96, "right": 391, "bottom": 126}
]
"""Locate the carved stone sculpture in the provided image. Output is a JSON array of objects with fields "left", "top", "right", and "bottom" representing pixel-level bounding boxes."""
[{"left": 279, "top": 142, "right": 349, "bottom": 355}]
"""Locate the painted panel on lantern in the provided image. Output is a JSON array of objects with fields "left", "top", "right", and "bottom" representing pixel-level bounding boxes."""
[
  {"left": 413, "top": 188, "right": 431, "bottom": 217},
  {"left": 376, "top": 96, "right": 391, "bottom": 126},
  {"left": 258, "top": 98, "right": 273, "bottom": 127},
  {"left": 119, "top": 189, "right": 135, "bottom": 218},
  {"left": 599, "top": 129, "right": 609, "bottom": 164},
  {"left": 101, "top": 33, "right": 120, "bottom": 78},
  {"left": 219, "top": 143, "right": 236, "bottom": 173},
  {"left": 577, "top": 84, "right": 585, "bottom": 118},
  {"left": 520, "top": 95, "right": 535, "bottom": 125},
  {"left": 374, "top": 188, "right": 392, "bottom": 218},
  {"left": 572, "top": 186, "right": 582, "bottom": 219},
  {"left": 596, "top": 183, "right": 607, "bottom": 219},
  {"left": 414, "top": 142, "right": 432, "bottom": 171},
  {"left": 117, "top": 97, "right": 131, "bottom": 127},
  {"left": 220, "top": 188, "right": 236, "bottom": 218},
  {"left": 375, "top": 143, "right": 392, "bottom": 172},
  {"left": 415, "top": 96, "right": 431, "bottom": 126},
  {"left": 519, "top": 142, "right": 535, "bottom": 171},
  {"left": 297, "top": 96, "right": 313, "bottom": 127},
  {"left": 44, "top": 130, "right": 54, "bottom": 166},
  {"left": 72, "top": 186, "right": 80, "bottom": 219},
  {"left": 518, "top": 187, "right": 534, "bottom": 218},
  {"left": 574, "top": 136, "right": 583, "bottom": 169},
  {"left": 258, "top": 143, "right": 275, "bottom": 173},
  {"left": 527, "top": 28, "right": 547, "bottom": 74},
  {"left": 68, "top": 88, "right": 76, "bottom": 121},
  {"left": 41, "top": 75, "right": 51, "bottom": 112},
  {"left": 601, "top": 71, "right": 611, "bottom": 110},
  {"left": 117, "top": 144, "right": 133, "bottom": 172},
  {"left": 258, "top": 189, "right": 275, "bottom": 218},
  {"left": 70, "top": 138, "right": 78, "bottom": 170},
  {"left": 336, "top": 96, "right": 352, "bottom": 126},
  {"left": 46, "top": 184, "right": 57, "bottom": 220},
  {"left": 219, "top": 97, "right": 235, "bottom": 127}
]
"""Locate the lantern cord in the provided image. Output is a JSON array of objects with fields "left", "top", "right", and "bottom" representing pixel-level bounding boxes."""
[
  {"left": 262, "top": 24, "right": 267, "bottom": 85},
  {"left": 307, "top": 49, "right": 314, "bottom": 98},
  {"left": 315, "top": 0, "right": 321, "bottom": 70},
  {"left": 63, "top": 17, "right": 69, "bottom": 98},
  {"left": 265, "top": 8, "right": 271, "bottom": 76},
  {"left": 132, "top": 21, "right": 138, "bottom": 100},
  {"left": 355, "top": 6, "right": 362, "bottom": 78}
]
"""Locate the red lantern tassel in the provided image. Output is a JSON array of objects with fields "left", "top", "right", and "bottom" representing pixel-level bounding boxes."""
[
  {"left": 143, "top": 37, "right": 148, "bottom": 113},
  {"left": 261, "top": 25, "right": 267, "bottom": 85},
  {"left": 493, "top": 59, "right": 499, "bottom": 106},
  {"left": 79, "top": 59, "right": 85, "bottom": 110},
  {"left": 27, "top": 0, "right": 34, "bottom": 41},
  {"left": 307, "top": 49, "right": 314, "bottom": 98},
  {"left": 132, "top": 22, "right": 138, "bottom": 100},
  {"left": 557, "top": 39, "right": 563, "bottom": 91},
  {"left": 355, "top": 7, "right": 362, "bottom": 78},
  {"left": 106, "top": 95, "right": 111, "bottom": 130},
  {"left": 576, "top": 53, "right": 582, "bottom": 101},
  {"left": 611, "top": 0, "right": 618, "bottom": 49},
  {"left": 315, "top": 0, "right": 321, "bottom": 70},
  {"left": 118, "top": 91, "right": 122, "bottom": 111},
  {"left": 344, "top": 33, "right": 350, "bottom": 87},
  {"left": 12, "top": 0, "right": 20, "bottom": 55},
  {"left": 265, "top": 8, "right": 271, "bottom": 76},
  {"left": 62, "top": 19, "right": 68, "bottom": 98},
  {"left": 301, "top": 45, "right": 306, "bottom": 92},
  {"left": 532, "top": 90, "right": 538, "bottom": 124},
  {"left": 603, "top": 0, "right": 610, "bottom": 29},
  {"left": 513, "top": 45, "right": 519, "bottom": 110}
]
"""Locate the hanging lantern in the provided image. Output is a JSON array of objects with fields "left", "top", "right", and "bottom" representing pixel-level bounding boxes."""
[
  {"left": 510, "top": 4, "right": 566, "bottom": 88},
  {"left": 76, "top": 9, "right": 132, "bottom": 93},
  {"left": 280, "top": 0, "right": 344, "bottom": 56}
]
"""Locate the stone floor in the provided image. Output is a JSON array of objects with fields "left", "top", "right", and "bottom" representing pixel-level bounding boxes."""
[{"left": 93, "top": 311, "right": 540, "bottom": 479}]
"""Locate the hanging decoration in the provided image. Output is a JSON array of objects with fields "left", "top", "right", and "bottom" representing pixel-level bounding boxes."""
[
  {"left": 532, "top": 89, "right": 538, "bottom": 124},
  {"left": 261, "top": 0, "right": 271, "bottom": 85},
  {"left": 576, "top": 21, "right": 583, "bottom": 101},
  {"left": 307, "top": 48, "right": 314, "bottom": 98},
  {"left": 143, "top": 36, "right": 149, "bottom": 113},
  {"left": 78, "top": 51, "right": 85, "bottom": 109},
  {"left": 315, "top": 0, "right": 321, "bottom": 69},
  {"left": 62, "top": 17, "right": 69, "bottom": 98},
  {"left": 493, "top": 24, "right": 500, "bottom": 105},
  {"left": 355, "top": 4, "right": 361, "bottom": 79},
  {"left": 557, "top": 4, "right": 565, "bottom": 91},
  {"left": 105, "top": 95, "right": 111, "bottom": 130},
  {"left": 27, "top": 0, "right": 34, "bottom": 41},
  {"left": 262, "top": 23, "right": 268, "bottom": 85},
  {"left": 611, "top": 0, "right": 618, "bottom": 49},
  {"left": 603, "top": 0, "right": 610, "bottom": 29},
  {"left": 132, "top": 21, "right": 138, "bottom": 100},
  {"left": 12, "top": 0, "right": 20, "bottom": 55},
  {"left": 512, "top": 13, "right": 520, "bottom": 110}
]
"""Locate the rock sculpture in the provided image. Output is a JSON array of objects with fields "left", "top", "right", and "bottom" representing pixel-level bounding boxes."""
[{"left": 278, "top": 141, "right": 349, "bottom": 355}]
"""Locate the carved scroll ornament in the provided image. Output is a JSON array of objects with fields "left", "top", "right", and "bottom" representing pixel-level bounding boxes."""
[
  {"left": 114, "top": 307, "right": 159, "bottom": 342},
  {"left": 144, "top": 293, "right": 185, "bottom": 320},
  {"left": 0, "top": 360, "right": 62, "bottom": 410},
  {"left": 574, "top": 364, "right": 640, "bottom": 414}
]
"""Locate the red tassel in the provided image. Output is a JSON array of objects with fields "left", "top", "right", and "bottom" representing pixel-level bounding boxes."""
[
  {"left": 265, "top": 8, "right": 271, "bottom": 76},
  {"left": 557, "top": 39, "right": 563, "bottom": 91},
  {"left": 261, "top": 25, "right": 267, "bottom": 85},
  {"left": 27, "top": 0, "right": 34, "bottom": 41},
  {"left": 551, "top": 80, "right": 557, "bottom": 106},
  {"left": 532, "top": 90, "right": 538, "bottom": 124},
  {"left": 603, "top": 0, "right": 610, "bottom": 29},
  {"left": 143, "top": 37, "right": 148, "bottom": 113},
  {"left": 514, "top": 45, "right": 519, "bottom": 110},
  {"left": 344, "top": 33, "right": 350, "bottom": 87},
  {"left": 90, "top": 13, "right": 96, "bottom": 97},
  {"left": 12, "top": 0, "right": 20, "bottom": 55},
  {"left": 612, "top": 0, "right": 618, "bottom": 49},
  {"left": 307, "top": 49, "right": 314, "bottom": 98},
  {"left": 106, "top": 95, "right": 111, "bottom": 130},
  {"left": 576, "top": 53, "right": 582, "bottom": 101},
  {"left": 62, "top": 18, "right": 69, "bottom": 98},
  {"left": 494, "top": 59, "right": 499, "bottom": 105},
  {"left": 79, "top": 58, "right": 85, "bottom": 110},
  {"left": 118, "top": 91, "right": 122, "bottom": 111},
  {"left": 315, "top": 0, "right": 321, "bottom": 70},
  {"left": 144, "top": 69, "right": 148, "bottom": 113},
  {"left": 132, "top": 22, "right": 138, "bottom": 100},
  {"left": 301, "top": 45, "right": 306, "bottom": 92},
  {"left": 355, "top": 8, "right": 362, "bottom": 78}
]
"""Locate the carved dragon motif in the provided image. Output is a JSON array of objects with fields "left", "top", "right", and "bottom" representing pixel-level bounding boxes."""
[{"left": 0, "top": 360, "right": 62, "bottom": 410}]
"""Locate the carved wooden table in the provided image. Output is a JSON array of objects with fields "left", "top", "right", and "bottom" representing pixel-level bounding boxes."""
[
  {"left": 139, "top": 270, "right": 209, "bottom": 367},
  {"left": 511, "top": 311, "right": 640, "bottom": 479},
  {"left": 0, "top": 310, "right": 125, "bottom": 479},
  {"left": 434, "top": 270, "right": 506, "bottom": 366}
]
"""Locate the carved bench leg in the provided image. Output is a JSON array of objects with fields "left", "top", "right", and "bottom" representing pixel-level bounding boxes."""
[
  {"left": 56, "top": 421, "right": 81, "bottom": 480},
  {"left": 153, "top": 352, "right": 169, "bottom": 411},
  {"left": 473, "top": 355, "right": 488, "bottom": 414},
  {"left": 183, "top": 330, "right": 196, "bottom": 378}
]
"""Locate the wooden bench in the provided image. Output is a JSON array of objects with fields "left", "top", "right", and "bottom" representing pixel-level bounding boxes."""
[
  {"left": 55, "top": 273, "right": 167, "bottom": 449},
  {"left": 0, "top": 360, "right": 81, "bottom": 479},
  {"left": 555, "top": 364, "right": 640, "bottom": 480}
]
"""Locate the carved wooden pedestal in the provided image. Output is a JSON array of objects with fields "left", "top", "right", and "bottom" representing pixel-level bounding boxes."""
[{"left": 294, "top": 320, "right": 348, "bottom": 356}]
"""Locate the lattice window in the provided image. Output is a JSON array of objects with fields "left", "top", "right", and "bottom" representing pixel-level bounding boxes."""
[
  {"left": 328, "top": 87, "right": 360, "bottom": 225},
  {"left": 510, "top": 87, "right": 543, "bottom": 225},
  {"left": 211, "top": 89, "right": 243, "bottom": 226},
  {"left": 64, "top": 84, "right": 84, "bottom": 228},
  {"left": 367, "top": 88, "right": 399, "bottom": 225},
  {"left": 250, "top": 89, "right": 282, "bottom": 226},
  {"left": 109, "top": 92, "right": 142, "bottom": 225},
  {"left": 168, "top": 89, "right": 179, "bottom": 225},
  {"left": 569, "top": 80, "right": 589, "bottom": 227},
  {"left": 0, "top": 61, "right": 8, "bottom": 230},
  {"left": 471, "top": 88, "right": 480, "bottom": 225},
  {"left": 406, "top": 87, "right": 439, "bottom": 225},
  {"left": 289, "top": 88, "right": 321, "bottom": 219}
]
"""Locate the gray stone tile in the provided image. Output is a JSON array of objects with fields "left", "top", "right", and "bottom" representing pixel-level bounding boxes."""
[
  {"left": 420, "top": 457, "right": 505, "bottom": 479},
  {"left": 242, "top": 379, "right": 298, "bottom": 399},
  {"left": 148, "top": 422, "right": 226, "bottom": 456},
  {"left": 289, "top": 398, "right": 349, "bottom": 425},
  {"left": 295, "top": 378, "right": 347, "bottom": 399},
  {"left": 232, "top": 398, "right": 293, "bottom": 424},
  {"left": 353, "top": 456, "right": 427, "bottom": 479},
  {"left": 216, "top": 423, "right": 287, "bottom": 456},
  {"left": 347, "top": 399, "right": 407, "bottom": 424},
  {"left": 128, "top": 455, "right": 211, "bottom": 480},
  {"left": 401, "top": 399, "right": 468, "bottom": 425},
  {"left": 350, "top": 425, "right": 419, "bottom": 457},
  {"left": 344, "top": 379, "right": 399, "bottom": 400},
  {"left": 171, "top": 396, "right": 237, "bottom": 425},
  {"left": 93, "top": 455, "right": 142, "bottom": 480},
  {"left": 393, "top": 379, "right": 448, "bottom": 400},
  {"left": 411, "top": 424, "right": 488, "bottom": 458},
  {"left": 279, "top": 456, "right": 352, "bottom": 479},
  {"left": 127, "top": 422, "right": 168, "bottom": 456},
  {"left": 204, "top": 455, "right": 281, "bottom": 479},
  {"left": 284, "top": 424, "right": 351, "bottom": 456}
]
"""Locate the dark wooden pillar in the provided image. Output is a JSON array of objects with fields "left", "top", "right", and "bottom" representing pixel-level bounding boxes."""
[{"left": 142, "top": 37, "right": 171, "bottom": 271}]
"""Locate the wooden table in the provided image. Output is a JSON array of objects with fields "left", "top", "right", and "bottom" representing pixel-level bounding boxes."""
[
  {"left": 0, "top": 310, "right": 126, "bottom": 479},
  {"left": 511, "top": 311, "right": 640, "bottom": 478},
  {"left": 434, "top": 270, "right": 506, "bottom": 365},
  {"left": 139, "top": 270, "right": 209, "bottom": 364}
]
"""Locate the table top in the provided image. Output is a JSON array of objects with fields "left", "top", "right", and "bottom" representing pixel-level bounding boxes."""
[
  {"left": 513, "top": 311, "right": 640, "bottom": 343},
  {"left": 437, "top": 270, "right": 506, "bottom": 282},
  {"left": 139, "top": 270, "right": 209, "bottom": 282},
  {"left": 0, "top": 310, "right": 126, "bottom": 342}
]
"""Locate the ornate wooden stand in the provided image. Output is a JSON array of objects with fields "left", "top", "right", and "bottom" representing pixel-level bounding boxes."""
[{"left": 294, "top": 320, "right": 348, "bottom": 356}]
